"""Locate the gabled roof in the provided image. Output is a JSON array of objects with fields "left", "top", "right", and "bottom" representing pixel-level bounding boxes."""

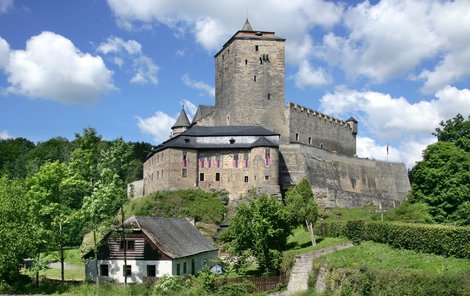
[
  {"left": 172, "top": 108, "right": 190, "bottom": 129},
  {"left": 346, "top": 117, "right": 358, "bottom": 123},
  {"left": 250, "top": 136, "right": 276, "bottom": 148},
  {"left": 192, "top": 105, "right": 215, "bottom": 124},
  {"left": 127, "top": 216, "right": 217, "bottom": 259}
]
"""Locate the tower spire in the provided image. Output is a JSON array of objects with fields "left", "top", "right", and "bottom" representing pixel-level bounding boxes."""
[{"left": 241, "top": 18, "right": 253, "bottom": 31}]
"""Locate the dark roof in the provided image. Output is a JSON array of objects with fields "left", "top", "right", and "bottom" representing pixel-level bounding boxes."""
[
  {"left": 346, "top": 117, "right": 358, "bottom": 123},
  {"left": 172, "top": 108, "right": 190, "bottom": 129},
  {"left": 145, "top": 126, "right": 279, "bottom": 160},
  {"left": 127, "top": 216, "right": 217, "bottom": 259},
  {"left": 192, "top": 105, "right": 215, "bottom": 124},
  {"left": 181, "top": 125, "right": 278, "bottom": 137}
]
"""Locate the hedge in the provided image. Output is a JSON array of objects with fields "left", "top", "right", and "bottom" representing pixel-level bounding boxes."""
[{"left": 316, "top": 221, "right": 470, "bottom": 259}]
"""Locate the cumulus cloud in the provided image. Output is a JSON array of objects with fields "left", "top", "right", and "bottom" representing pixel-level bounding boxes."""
[
  {"left": 0, "top": 130, "right": 12, "bottom": 139},
  {"left": 136, "top": 100, "right": 197, "bottom": 143},
  {"left": 181, "top": 74, "right": 214, "bottom": 98},
  {"left": 0, "top": 0, "right": 12, "bottom": 14},
  {"left": 0, "top": 32, "right": 114, "bottom": 104},
  {"left": 294, "top": 60, "right": 330, "bottom": 88},
  {"left": 97, "top": 36, "right": 158, "bottom": 85},
  {"left": 321, "top": 85, "right": 470, "bottom": 167}
]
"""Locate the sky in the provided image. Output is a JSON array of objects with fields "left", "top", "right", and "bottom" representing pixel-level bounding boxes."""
[{"left": 1, "top": 0, "right": 470, "bottom": 168}]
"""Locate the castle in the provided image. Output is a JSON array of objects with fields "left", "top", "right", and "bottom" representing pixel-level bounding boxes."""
[{"left": 137, "top": 20, "right": 410, "bottom": 208}]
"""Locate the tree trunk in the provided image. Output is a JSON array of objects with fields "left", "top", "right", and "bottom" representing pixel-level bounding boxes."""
[
  {"left": 36, "top": 252, "right": 40, "bottom": 287},
  {"left": 305, "top": 220, "right": 316, "bottom": 246},
  {"left": 59, "top": 221, "right": 65, "bottom": 282},
  {"left": 121, "top": 206, "right": 127, "bottom": 286},
  {"left": 93, "top": 228, "right": 99, "bottom": 284}
]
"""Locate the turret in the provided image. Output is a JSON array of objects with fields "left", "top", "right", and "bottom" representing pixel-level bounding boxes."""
[
  {"left": 171, "top": 107, "right": 190, "bottom": 137},
  {"left": 346, "top": 117, "right": 358, "bottom": 137}
]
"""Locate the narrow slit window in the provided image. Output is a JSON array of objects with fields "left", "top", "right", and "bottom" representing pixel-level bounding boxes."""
[
  {"left": 296, "top": 133, "right": 299, "bottom": 141},
  {"left": 255, "top": 45, "right": 259, "bottom": 51},
  {"left": 308, "top": 137, "right": 312, "bottom": 144},
  {"left": 268, "top": 93, "right": 271, "bottom": 100},
  {"left": 245, "top": 59, "right": 248, "bottom": 65},
  {"left": 254, "top": 75, "right": 256, "bottom": 82}
]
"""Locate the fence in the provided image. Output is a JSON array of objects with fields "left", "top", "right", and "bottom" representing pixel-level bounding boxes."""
[{"left": 225, "top": 274, "right": 287, "bottom": 292}]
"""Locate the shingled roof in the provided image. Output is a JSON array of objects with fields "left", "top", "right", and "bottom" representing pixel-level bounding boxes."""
[
  {"left": 126, "top": 216, "right": 217, "bottom": 259},
  {"left": 172, "top": 108, "right": 191, "bottom": 129}
]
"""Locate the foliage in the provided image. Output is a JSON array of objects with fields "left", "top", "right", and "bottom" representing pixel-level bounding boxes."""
[
  {"left": 314, "top": 241, "right": 470, "bottom": 295},
  {"left": 345, "top": 220, "right": 365, "bottom": 245},
  {"left": 433, "top": 113, "right": 470, "bottom": 152},
  {"left": 220, "top": 195, "right": 293, "bottom": 275},
  {"left": 124, "top": 189, "right": 227, "bottom": 224},
  {"left": 319, "top": 206, "right": 380, "bottom": 222},
  {"left": 153, "top": 275, "right": 190, "bottom": 295},
  {"left": 317, "top": 220, "right": 470, "bottom": 259},
  {"left": 0, "top": 137, "right": 35, "bottom": 178},
  {"left": 0, "top": 177, "right": 35, "bottom": 283},
  {"left": 409, "top": 141, "right": 470, "bottom": 224},
  {"left": 384, "top": 201, "right": 433, "bottom": 223}
]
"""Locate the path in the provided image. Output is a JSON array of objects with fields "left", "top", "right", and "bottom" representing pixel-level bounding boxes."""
[{"left": 271, "top": 242, "right": 353, "bottom": 296}]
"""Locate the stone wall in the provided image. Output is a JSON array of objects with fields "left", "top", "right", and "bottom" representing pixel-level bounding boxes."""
[
  {"left": 127, "top": 180, "right": 144, "bottom": 199},
  {"left": 285, "top": 103, "right": 356, "bottom": 156},
  {"left": 279, "top": 144, "right": 410, "bottom": 208}
]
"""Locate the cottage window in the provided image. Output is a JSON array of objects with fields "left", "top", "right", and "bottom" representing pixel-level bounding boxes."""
[
  {"left": 182, "top": 168, "right": 187, "bottom": 177},
  {"left": 177, "top": 263, "right": 181, "bottom": 276},
  {"left": 127, "top": 240, "right": 135, "bottom": 250},
  {"left": 123, "top": 265, "right": 132, "bottom": 277},
  {"left": 120, "top": 240, "right": 135, "bottom": 250},
  {"left": 147, "top": 265, "right": 156, "bottom": 277},
  {"left": 244, "top": 176, "right": 249, "bottom": 183},
  {"left": 100, "top": 264, "right": 108, "bottom": 277},
  {"left": 183, "top": 262, "right": 187, "bottom": 274},
  {"left": 215, "top": 173, "right": 220, "bottom": 181},
  {"left": 192, "top": 259, "right": 195, "bottom": 275}
]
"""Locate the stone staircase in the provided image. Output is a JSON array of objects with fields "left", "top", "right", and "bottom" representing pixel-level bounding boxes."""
[{"left": 271, "top": 242, "right": 353, "bottom": 296}]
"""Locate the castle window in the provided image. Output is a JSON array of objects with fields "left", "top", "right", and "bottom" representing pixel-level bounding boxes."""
[
  {"left": 254, "top": 75, "right": 256, "bottom": 82},
  {"left": 227, "top": 49, "right": 230, "bottom": 54},
  {"left": 222, "top": 54, "right": 224, "bottom": 60},
  {"left": 255, "top": 45, "right": 259, "bottom": 51},
  {"left": 234, "top": 153, "right": 239, "bottom": 168},
  {"left": 157, "top": 171, "right": 159, "bottom": 180},
  {"left": 308, "top": 137, "right": 312, "bottom": 144},
  {"left": 161, "top": 170, "right": 163, "bottom": 179},
  {"left": 268, "top": 93, "right": 271, "bottom": 100},
  {"left": 265, "top": 175, "right": 269, "bottom": 181},
  {"left": 227, "top": 116, "right": 230, "bottom": 125},
  {"left": 182, "top": 151, "right": 187, "bottom": 167},
  {"left": 182, "top": 168, "right": 187, "bottom": 177},
  {"left": 320, "top": 143, "right": 324, "bottom": 149},
  {"left": 244, "top": 176, "right": 249, "bottom": 183},
  {"left": 200, "top": 173, "right": 204, "bottom": 182},
  {"left": 245, "top": 59, "right": 248, "bottom": 65},
  {"left": 216, "top": 154, "right": 221, "bottom": 168},
  {"left": 184, "top": 138, "right": 190, "bottom": 143},
  {"left": 260, "top": 57, "right": 263, "bottom": 65},
  {"left": 265, "top": 149, "right": 271, "bottom": 167},
  {"left": 295, "top": 133, "right": 299, "bottom": 141},
  {"left": 229, "top": 138, "right": 235, "bottom": 144},
  {"left": 215, "top": 173, "right": 220, "bottom": 181}
]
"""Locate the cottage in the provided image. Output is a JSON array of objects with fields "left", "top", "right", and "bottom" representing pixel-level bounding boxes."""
[{"left": 84, "top": 216, "right": 218, "bottom": 283}]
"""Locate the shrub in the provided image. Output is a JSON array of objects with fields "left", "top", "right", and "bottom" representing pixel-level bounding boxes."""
[{"left": 317, "top": 221, "right": 470, "bottom": 258}]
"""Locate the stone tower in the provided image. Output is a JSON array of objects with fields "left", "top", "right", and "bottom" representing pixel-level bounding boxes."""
[
  {"left": 171, "top": 107, "right": 190, "bottom": 137},
  {"left": 213, "top": 20, "right": 287, "bottom": 140}
]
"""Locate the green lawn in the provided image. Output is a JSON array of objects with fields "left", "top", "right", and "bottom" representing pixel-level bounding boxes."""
[
  {"left": 317, "top": 241, "right": 470, "bottom": 277},
  {"left": 42, "top": 248, "right": 85, "bottom": 281},
  {"left": 285, "top": 227, "right": 349, "bottom": 256}
]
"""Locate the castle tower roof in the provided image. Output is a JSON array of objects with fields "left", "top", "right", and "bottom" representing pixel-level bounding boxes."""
[
  {"left": 172, "top": 107, "right": 190, "bottom": 129},
  {"left": 241, "top": 19, "right": 253, "bottom": 31},
  {"left": 346, "top": 117, "right": 358, "bottom": 123}
]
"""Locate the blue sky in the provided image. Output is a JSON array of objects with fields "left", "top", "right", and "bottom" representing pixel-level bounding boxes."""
[{"left": 1, "top": 0, "right": 470, "bottom": 168}]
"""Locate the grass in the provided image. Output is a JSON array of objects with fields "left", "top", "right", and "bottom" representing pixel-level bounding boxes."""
[
  {"left": 41, "top": 248, "right": 85, "bottom": 281},
  {"left": 285, "top": 227, "right": 349, "bottom": 256},
  {"left": 316, "top": 241, "right": 470, "bottom": 277}
]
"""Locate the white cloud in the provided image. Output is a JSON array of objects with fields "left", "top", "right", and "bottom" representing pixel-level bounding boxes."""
[
  {"left": 1, "top": 32, "right": 114, "bottom": 104},
  {"left": 321, "top": 85, "right": 470, "bottom": 167},
  {"left": 0, "top": 37, "right": 9, "bottom": 68},
  {"left": 181, "top": 74, "right": 214, "bottom": 98},
  {"left": 294, "top": 60, "right": 330, "bottom": 88},
  {"left": 0, "top": 0, "right": 12, "bottom": 14},
  {"left": 357, "top": 136, "right": 435, "bottom": 168},
  {"left": 0, "top": 130, "right": 12, "bottom": 139},
  {"left": 98, "top": 36, "right": 159, "bottom": 85},
  {"left": 136, "top": 111, "right": 174, "bottom": 143},
  {"left": 137, "top": 100, "right": 197, "bottom": 143}
]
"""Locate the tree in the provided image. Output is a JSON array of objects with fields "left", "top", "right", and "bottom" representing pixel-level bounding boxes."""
[
  {"left": 0, "top": 177, "right": 36, "bottom": 284},
  {"left": 285, "top": 178, "right": 318, "bottom": 246},
  {"left": 409, "top": 141, "right": 470, "bottom": 224},
  {"left": 433, "top": 113, "right": 470, "bottom": 152},
  {"left": 220, "top": 195, "right": 293, "bottom": 275},
  {"left": 27, "top": 161, "right": 87, "bottom": 281}
]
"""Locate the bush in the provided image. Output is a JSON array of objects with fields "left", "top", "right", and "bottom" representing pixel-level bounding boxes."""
[
  {"left": 317, "top": 221, "right": 470, "bottom": 258},
  {"left": 153, "top": 275, "right": 189, "bottom": 295}
]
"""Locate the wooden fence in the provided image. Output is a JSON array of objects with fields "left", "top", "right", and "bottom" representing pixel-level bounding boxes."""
[{"left": 224, "top": 274, "right": 287, "bottom": 292}]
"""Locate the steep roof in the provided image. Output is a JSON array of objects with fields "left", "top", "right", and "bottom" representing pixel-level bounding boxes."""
[
  {"left": 241, "top": 19, "right": 253, "bottom": 31},
  {"left": 192, "top": 105, "right": 215, "bottom": 124},
  {"left": 346, "top": 117, "right": 358, "bottom": 123},
  {"left": 127, "top": 216, "right": 217, "bottom": 259},
  {"left": 172, "top": 108, "right": 190, "bottom": 129}
]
